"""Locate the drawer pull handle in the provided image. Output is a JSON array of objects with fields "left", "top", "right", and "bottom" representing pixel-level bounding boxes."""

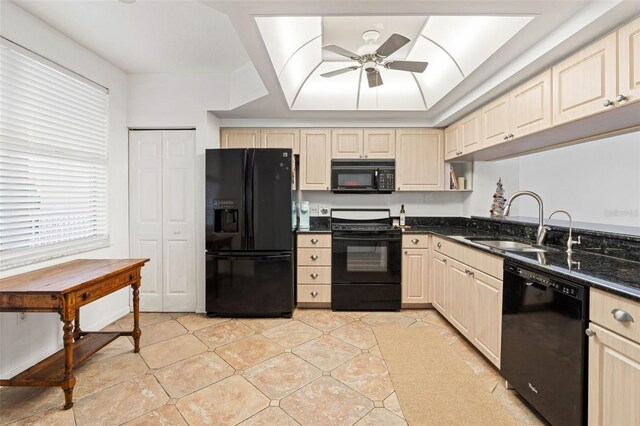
[
  {"left": 129, "top": 274, "right": 135, "bottom": 281},
  {"left": 311, "top": 255, "right": 319, "bottom": 261},
  {"left": 411, "top": 239, "right": 419, "bottom": 244},
  {"left": 82, "top": 292, "right": 90, "bottom": 300},
  {"left": 464, "top": 269, "right": 474, "bottom": 276},
  {"left": 611, "top": 308, "right": 634, "bottom": 323},
  {"left": 310, "top": 273, "right": 319, "bottom": 279},
  {"left": 437, "top": 242, "right": 442, "bottom": 248},
  {"left": 585, "top": 328, "right": 596, "bottom": 337},
  {"left": 311, "top": 238, "right": 319, "bottom": 244},
  {"left": 311, "top": 291, "right": 319, "bottom": 298}
]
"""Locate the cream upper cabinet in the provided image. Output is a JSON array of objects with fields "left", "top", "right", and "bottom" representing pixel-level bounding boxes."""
[
  {"left": 481, "top": 94, "right": 511, "bottom": 147},
  {"left": 447, "top": 258, "right": 473, "bottom": 339},
  {"left": 618, "top": 16, "right": 640, "bottom": 105},
  {"left": 552, "top": 32, "right": 617, "bottom": 125},
  {"left": 363, "top": 129, "right": 396, "bottom": 159},
  {"left": 444, "top": 122, "right": 461, "bottom": 160},
  {"left": 460, "top": 110, "right": 482, "bottom": 153},
  {"left": 396, "top": 128, "right": 444, "bottom": 191},
  {"left": 220, "top": 128, "right": 260, "bottom": 149},
  {"left": 471, "top": 270, "right": 502, "bottom": 367},
  {"left": 331, "top": 129, "right": 363, "bottom": 159},
  {"left": 588, "top": 323, "right": 640, "bottom": 426},
  {"left": 432, "top": 252, "right": 448, "bottom": 316},
  {"left": 300, "top": 129, "right": 332, "bottom": 190},
  {"left": 510, "top": 70, "right": 552, "bottom": 138},
  {"left": 261, "top": 128, "right": 300, "bottom": 155}
]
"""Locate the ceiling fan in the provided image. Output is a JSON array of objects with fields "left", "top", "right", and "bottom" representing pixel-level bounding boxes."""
[{"left": 321, "top": 30, "right": 428, "bottom": 88}]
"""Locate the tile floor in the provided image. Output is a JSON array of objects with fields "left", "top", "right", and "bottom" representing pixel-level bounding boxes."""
[{"left": 0, "top": 309, "right": 543, "bottom": 426}]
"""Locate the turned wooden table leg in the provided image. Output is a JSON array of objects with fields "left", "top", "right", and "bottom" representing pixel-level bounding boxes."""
[
  {"left": 61, "top": 300, "right": 76, "bottom": 409},
  {"left": 73, "top": 308, "right": 82, "bottom": 341},
  {"left": 132, "top": 281, "right": 141, "bottom": 353}
]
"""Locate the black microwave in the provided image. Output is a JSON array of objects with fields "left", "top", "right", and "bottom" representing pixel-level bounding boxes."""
[{"left": 331, "top": 160, "right": 395, "bottom": 193}]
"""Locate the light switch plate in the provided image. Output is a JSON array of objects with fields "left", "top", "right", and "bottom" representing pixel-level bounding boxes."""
[
  {"left": 318, "top": 205, "right": 331, "bottom": 217},
  {"left": 309, "top": 204, "right": 319, "bottom": 216}
]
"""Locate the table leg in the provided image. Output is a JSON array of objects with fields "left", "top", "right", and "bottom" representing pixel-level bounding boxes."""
[
  {"left": 73, "top": 308, "right": 82, "bottom": 341},
  {"left": 61, "top": 318, "right": 76, "bottom": 409},
  {"left": 132, "top": 281, "right": 141, "bottom": 353}
]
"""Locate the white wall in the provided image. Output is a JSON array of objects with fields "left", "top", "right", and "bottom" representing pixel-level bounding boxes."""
[{"left": 0, "top": 2, "right": 131, "bottom": 378}]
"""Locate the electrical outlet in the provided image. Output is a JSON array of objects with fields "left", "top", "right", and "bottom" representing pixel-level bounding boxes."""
[
  {"left": 309, "top": 204, "right": 319, "bottom": 216},
  {"left": 318, "top": 205, "right": 331, "bottom": 217},
  {"left": 16, "top": 312, "right": 26, "bottom": 324}
]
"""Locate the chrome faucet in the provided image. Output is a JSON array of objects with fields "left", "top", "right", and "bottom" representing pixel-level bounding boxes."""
[
  {"left": 503, "top": 190, "right": 551, "bottom": 245},
  {"left": 549, "top": 209, "right": 581, "bottom": 254}
]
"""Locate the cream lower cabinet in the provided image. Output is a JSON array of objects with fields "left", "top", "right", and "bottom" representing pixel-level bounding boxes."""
[
  {"left": 448, "top": 258, "right": 474, "bottom": 339},
  {"left": 432, "top": 252, "right": 448, "bottom": 315},
  {"left": 297, "top": 234, "right": 331, "bottom": 307},
  {"left": 471, "top": 270, "right": 502, "bottom": 367},
  {"left": 396, "top": 128, "right": 443, "bottom": 191},
  {"left": 401, "top": 234, "right": 430, "bottom": 306},
  {"left": 300, "top": 129, "right": 331, "bottom": 190}
]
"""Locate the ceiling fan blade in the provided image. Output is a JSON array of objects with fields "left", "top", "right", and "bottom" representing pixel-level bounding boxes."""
[
  {"left": 367, "top": 69, "right": 383, "bottom": 88},
  {"left": 320, "top": 66, "right": 360, "bottom": 78},
  {"left": 322, "top": 44, "right": 361, "bottom": 60},
  {"left": 375, "top": 33, "right": 411, "bottom": 58},
  {"left": 385, "top": 60, "right": 428, "bottom": 73}
]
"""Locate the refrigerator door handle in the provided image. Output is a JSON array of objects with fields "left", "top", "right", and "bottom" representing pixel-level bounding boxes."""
[{"left": 246, "top": 150, "right": 256, "bottom": 249}]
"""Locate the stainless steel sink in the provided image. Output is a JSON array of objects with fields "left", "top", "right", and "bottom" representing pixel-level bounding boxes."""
[{"left": 472, "top": 240, "right": 547, "bottom": 253}]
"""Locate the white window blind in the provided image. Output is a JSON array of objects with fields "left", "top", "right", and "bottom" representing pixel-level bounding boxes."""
[{"left": 0, "top": 38, "right": 109, "bottom": 270}]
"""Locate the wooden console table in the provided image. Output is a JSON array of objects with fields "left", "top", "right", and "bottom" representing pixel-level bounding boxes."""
[{"left": 0, "top": 259, "right": 149, "bottom": 409}]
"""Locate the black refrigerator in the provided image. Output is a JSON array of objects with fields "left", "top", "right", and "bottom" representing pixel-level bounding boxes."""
[{"left": 205, "top": 148, "right": 294, "bottom": 317}]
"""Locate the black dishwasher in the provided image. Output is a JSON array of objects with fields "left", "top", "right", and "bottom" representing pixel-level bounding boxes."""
[{"left": 501, "top": 261, "right": 588, "bottom": 426}]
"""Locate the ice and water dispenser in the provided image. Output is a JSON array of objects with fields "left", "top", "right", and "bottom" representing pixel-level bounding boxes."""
[{"left": 211, "top": 199, "right": 240, "bottom": 233}]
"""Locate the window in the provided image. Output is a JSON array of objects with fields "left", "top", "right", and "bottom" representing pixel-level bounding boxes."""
[{"left": 0, "top": 37, "right": 109, "bottom": 270}]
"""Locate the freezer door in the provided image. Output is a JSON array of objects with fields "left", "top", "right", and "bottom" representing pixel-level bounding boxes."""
[
  {"left": 206, "top": 252, "right": 293, "bottom": 317},
  {"left": 247, "top": 149, "right": 293, "bottom": 251}
]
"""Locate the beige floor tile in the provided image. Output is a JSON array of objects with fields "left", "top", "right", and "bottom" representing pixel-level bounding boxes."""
[
  {"left": 401, "top": 309, "right": 433, "bottom": 319},
  {"left": 492, "top": 384, "right": 545, "bottom": 425},
  {"left": 244, "top": 353, "right": 321, "bottom": 399},
  {"left": 332, "top": 354, "right": 394, "bottom": 401},
  {"left": 299, "top": 310, "right": 353, "bottom": 332},
  {"left": 176, "top": 313, "right": 229, "bottom": 331},
  {"left": 342, "top": 311, "right": 370, "bottom": 319},
  {"left": 330, "top": 321, "right": 377, "bottom": 349},
  {"left": 261, "top": 321, "right": 322, "bottom": 349},
  {"left": 383, "top": 392, "right": 405, "bottom": 419},
  {"left": 238, "top": 407, "right": 299, "bottom": 425},
  {"left": 281, "top": 376, "right": 373, "bottom": 426},
  {"left": 216, "top": 335, "right": 283, "bottom": 370},
  {"left": 0, "top": 385, "right": 64, "bottom": 424},
  {"left": 139, "top": 334, "right": 207, "bottom": 369},
  {"left": 85, "top": 336, "right": 134, "bottom": 364},
  {"left": 8, "top": 407, "right": 75, "bottom": 426},
  {"left": 355, "top": 408, "right": 407, "bottom": 426},
  {"left": 73, "top": 374, "right": 168, "bottom": 426},
  {"left": 292, "top": 308, "right": 319, "bottom": 319},
  {"left": 155, "top": 351, "right": 234, "bottom": 398},
  {"left": 292, "top": 335, "right": 361, "bottom": 371},
  {"left": 124, "top": 405, "right": 187, "bottom": 425},
  {"left": 73, "top": 351, "right": 148, "bottom": 398},
  {"left": 361, "top": 312, "right": 415, "bottom": 328},
  {"left": 194, "top": 320, "right": 255, "bottom": 349},
  {"left": 176, "top": 375, "right": 269, "bottom": 426},
  {"left": 368, "top": 345, "right": 383, "bottom": 358},
  {"left": 170, "top": 312, "right": 191, "bottom": 319},
  {"left": 117, "top": 312, "right": 173, "bottom": 329},
  {"left": 239, "top": 317, "right": 291, "bottom": 333},
  {"left": 421, "top": 310, "right": 453, "bottom": 328},
  {"left": 130, "top": 319, "right": 187, "bottom": 348}
]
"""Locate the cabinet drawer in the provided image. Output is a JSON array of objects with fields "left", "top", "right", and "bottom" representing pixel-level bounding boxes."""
[
  {"left": 590, "top": 289, "right": 640, "bottom": 344},
  {"left": 297, "top": 266, "right": 331, "bottom": 285},
  {"left": 297, "top": 285, "right": 331, "bottom": 305},
  {"left": 298, "top": 234, "right": 331, "bottom": 248},
  {"left": 433, "top": 236, "right": 466, "bottom": 261},
  {"left": 402, "top": 234, "right": 429, "bottom": 249},
  {"left": 76, "top": 269, "right": 139, "bottom": 307},
  {"left": 297, "top": 248, "right": 331, "bottom": 266},
  {"left": 472, "top": 250, "right": 503, "bottom": 280}
]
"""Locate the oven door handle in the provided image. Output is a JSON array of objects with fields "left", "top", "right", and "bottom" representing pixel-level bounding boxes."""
[{"left": 332, "top": 235, "right": 401, "bottom": 241}]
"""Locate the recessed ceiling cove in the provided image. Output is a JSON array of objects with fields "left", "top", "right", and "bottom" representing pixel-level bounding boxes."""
[{"left": 255, "top": 15, "right": 533, "bottom": 111}]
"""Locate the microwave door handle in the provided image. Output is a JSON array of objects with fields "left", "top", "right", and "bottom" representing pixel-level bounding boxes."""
[{"left": 374, "top": 170, "right": 379, "bottom": 189}]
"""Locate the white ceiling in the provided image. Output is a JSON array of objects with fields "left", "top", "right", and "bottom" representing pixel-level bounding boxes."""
[{"left": 11, "top": 0, "right": 250, "bottom": 74}]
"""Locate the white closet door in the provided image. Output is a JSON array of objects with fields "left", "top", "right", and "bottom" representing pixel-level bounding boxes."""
[
  {"left": 129, "top": 130, "right": 163, "bottom": 311},
  {"left": 162, "top": 130, "right": 196, "bottom": 311}
]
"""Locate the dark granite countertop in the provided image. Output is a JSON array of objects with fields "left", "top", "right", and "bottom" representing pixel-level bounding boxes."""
[{"left": 296, "top": 226, "right": 331, "bottom": 234}]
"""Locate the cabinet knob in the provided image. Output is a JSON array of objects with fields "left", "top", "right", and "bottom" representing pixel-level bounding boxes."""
[
  {"left": 603, "top": 99, "right": 613, "bottom": 107},
  {"left": 359, "top": 155, "right": 363, "bottom": 158},
  {"left": 310, "top": 254, "right": 319, "bottom": 261},
  {"left": 616, "top": 94, "right": 627, "bottom": 103},
  {"left": 397, "top": 187, "right": 400, "bottom": 190},
  {"left": 365, "top": 155, "right": 368, "bottom": 158},
  {"left": 311, "top": 291, "right": 319, "bottom": 298},
  {"left": 82, "top": 291, "right": 90, "bottom": 300},
  {"left": 129, "top": 273, "right": 135, "bottom": 281},
  {"left": 503, "top": 135, "right": 509, "bottom": 140},
  {"left": 585, "top": 328, "right": 596, "bottom": 337},
  {"left": 411, "top": 239, "right": 419, "bottom": 244},
  {"left": 437, "top": 242, "right": 442, "bottom": 248},
  {"left": 611, "top": 308, "right": 634, "bottom": 323},
  {"left": 508, "top": 133, "right": 514, "bottom": 139},
  {"left": 456, "top": 151, "right": 462, "bottom": 155},
  {"left": 404, "top": 251, "right": 408, "bottom": 255},
  {"left": 311, "top": 238, "right": 319, "bottom": 244},
  {"left": 310, "top": 273, "right": 318, "bottom": 279}
]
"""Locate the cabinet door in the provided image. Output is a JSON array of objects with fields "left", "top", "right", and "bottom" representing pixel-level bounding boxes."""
[
  {"left": 331, "top": 129, "right": 363, "bottom": 159},
  {"left": 448, "top": 258, "right": 473, "bottom": 339},
  {"left": 460, "top": 110, "right": 482, "bottom": 153},
  {"left": 300, "top": 129, "right": 331, "bottom": 190},
  {"left": 402, "top": 248, "right": 429, "bottom": 305},
  {"left": 552, "top": 32, "right": 617, "bottom": 125},
  {"left": 261, "top": 128, "right": 300, "bottom": 155},
  {"left": 618, "top": 16, "right": 640, "bottom": 105},
  {"left": 432, "top": 252, "right": 448, "bottom": 315},
  {"left": 481, "top": 94, "right": 511, "bottom": 147},
  {"left": 510, "top": 70, "right": 552, "bottom": 138},
  {"left": 444, "top": 122, "right": 461, "bottom": 160},
  {"left": 588, "top": 323, "right": 640, "bottom": 426},
  {"left": 220, "top": 128, "right": 260, "bottom": 149},
  {"left": 396, "top": 128, "right": 443, "bottom": 191},
  {"left": 363, "top": 129, "right": 396, "bottom": 159},
  {"left": 472, "top": 270, "right": 502, "bottom": 368}
]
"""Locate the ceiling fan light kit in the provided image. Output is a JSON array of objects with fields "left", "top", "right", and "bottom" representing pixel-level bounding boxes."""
[{"left": 321, "top": 31, "right": 428, "bottom": 88}]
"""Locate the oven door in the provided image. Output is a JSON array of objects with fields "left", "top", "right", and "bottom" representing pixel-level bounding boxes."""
[
  {"left": 331, "top": 168, "right": 377, "bottom": 192},
  {"left": 332, "top": 232, "right": 401, "bottom": 284}
]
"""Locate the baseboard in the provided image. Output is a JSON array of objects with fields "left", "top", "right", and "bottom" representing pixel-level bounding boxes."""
[{"left": 0, "top": 305, "right": 130, "bottom": 379}]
